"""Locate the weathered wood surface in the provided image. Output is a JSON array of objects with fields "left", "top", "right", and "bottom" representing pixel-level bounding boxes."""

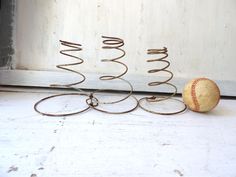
[
  {"left": 2, "top": 0, "right": 236, "bottom": 95},
  {"left": 0, "top": 90, "right": 236, "bottom": 177}
]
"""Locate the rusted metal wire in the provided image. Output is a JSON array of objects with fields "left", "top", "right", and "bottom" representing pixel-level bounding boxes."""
[
  {"left": 34, "top": 93, "right": 92, "bottom": 117},
  {"left": 50, "top": 40, "right": 85, "bottom": 89},
  {"left": 89, "top": 36, "right": 139, "bottom": 114},
  {"left": 138, "top": 47, "right": 187, "bottom": 115},
  {"left": 34, "top": 40, "right": 93, "bottom": 116},
  {"left": 34, "top": 39, "right": 186, "bottom": 117}
]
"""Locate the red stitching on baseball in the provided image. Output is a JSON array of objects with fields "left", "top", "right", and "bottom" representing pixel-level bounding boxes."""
[{"left": 191, "top": 78, "right": 208, "bottom": 111}]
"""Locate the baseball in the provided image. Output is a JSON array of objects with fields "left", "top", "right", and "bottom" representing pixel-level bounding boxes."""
[{"left": 182, "top": 78, "right": 220, "bottom": 113}]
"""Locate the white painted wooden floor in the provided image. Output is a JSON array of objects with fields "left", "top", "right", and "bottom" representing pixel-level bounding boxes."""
[{"left": 0, "top": 88, "right": 236, "bottom": 177}]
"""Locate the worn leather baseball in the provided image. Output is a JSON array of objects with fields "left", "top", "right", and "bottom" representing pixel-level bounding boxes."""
[{"left": 182, "top": 78, "right": 220, "bottom": 112}]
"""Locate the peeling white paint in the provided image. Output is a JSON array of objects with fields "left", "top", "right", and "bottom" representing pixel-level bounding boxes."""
[{"left": 4, "top": 0, "right": 236, "bottom": 93}]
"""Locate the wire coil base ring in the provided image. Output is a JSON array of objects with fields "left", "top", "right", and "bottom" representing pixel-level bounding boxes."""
[
  {"left": 34, "top": 93, "right": 96, "bottom": 117},
  {"left": 90, "top": 95, "right": 139, "bottom": 114},
  {"left": 139, "top": 96, "right": 187, "bottom": 115}
]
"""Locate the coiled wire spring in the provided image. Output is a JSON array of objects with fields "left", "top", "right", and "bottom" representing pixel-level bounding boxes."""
[
  {"left": 34, "top": 39, "right": 186, "bottom": 116},
  {"left": 138, "top": 47, "right": 187, "bottom": 115},
  {"left": 89, "top": 36, "right": 139, "bottom": 114},
  {"left": 50, "top": 40, "right": 85, "bottom": 88},
  {"left": 34, "top": 40, "right": 97, "bottom": 116},
  {"left": 34, "top": 37, "right": 138, "bottom": 116}
]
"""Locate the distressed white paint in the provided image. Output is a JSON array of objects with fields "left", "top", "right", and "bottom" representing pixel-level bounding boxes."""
[
  {"left": 1, "top": 69, "right": 235, "bottom": 96},
  {"left": 0, "top": 90, "right": 236, "bottom": 177},
  {"left": 15, "top": 0, "right": 236, "bottom": 78},
  {"left": 1, "top": 0, "right": 236, "bottom": 94}
]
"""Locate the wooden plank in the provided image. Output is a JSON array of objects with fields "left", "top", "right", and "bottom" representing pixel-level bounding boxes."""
[
  {"left": 0, "top": 91, "right": 236, "bottom": 177},
  {"left": 0, "top": 69, "right": 235, "bottom": 96}
]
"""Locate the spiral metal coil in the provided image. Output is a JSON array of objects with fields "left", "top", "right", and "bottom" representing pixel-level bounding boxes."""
[
  {"left": 34, "top": 40, "right": 93, "bottom": 116},
  {"left": 139, "top": 47, "right": 187, "bottom": 115},
  {"left": 90, "top": 36, "right": 138, "bottom": 114},
  {"left": 50, "top": 40, "right": 85, "bottom": 88},
  {"left": 33, "top": 39, "right": 185, "bottom": 116}
]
